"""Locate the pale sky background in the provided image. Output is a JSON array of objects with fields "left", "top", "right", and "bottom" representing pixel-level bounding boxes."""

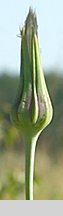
[{"left": 0, "top": 0, "right": 63, "bottom": 75}]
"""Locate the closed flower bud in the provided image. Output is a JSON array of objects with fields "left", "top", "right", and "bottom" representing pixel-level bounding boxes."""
[{"left": 12, "top": 8, "right": 53, "bottom": 137}]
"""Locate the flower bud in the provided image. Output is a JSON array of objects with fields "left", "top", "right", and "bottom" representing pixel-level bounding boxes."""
[{"left": 12, "top": 8, "right": 53, "bottom": 137}]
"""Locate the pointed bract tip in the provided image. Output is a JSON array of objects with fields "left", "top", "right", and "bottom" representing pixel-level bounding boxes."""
[{"left": 25, "top": 7, "right": 38, "bottom": 35}]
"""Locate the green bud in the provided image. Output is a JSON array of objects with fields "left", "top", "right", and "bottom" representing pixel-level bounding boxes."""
[{"left": 12, "top": 8, "right": 53, "bottom": 137}]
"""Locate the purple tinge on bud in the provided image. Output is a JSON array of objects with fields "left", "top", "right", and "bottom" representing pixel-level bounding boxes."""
[{"left": 37, "top": 96, "right": 46, "bottom": 120}]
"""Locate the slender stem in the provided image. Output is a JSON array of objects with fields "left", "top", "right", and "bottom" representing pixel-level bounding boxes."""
[{"left": 25, "top": 136, "right": 37, "bottom": 200}]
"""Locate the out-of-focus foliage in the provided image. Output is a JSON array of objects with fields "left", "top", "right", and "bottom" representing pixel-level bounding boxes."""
[
  {"left": 0, "top": 152, "right": 25, "bottom": 200},
  {"left": 0, "top": 73, "right": 19, "bottom": 104}
]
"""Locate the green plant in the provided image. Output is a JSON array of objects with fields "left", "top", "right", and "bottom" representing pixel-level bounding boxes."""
[{"left": 11, "top": 8, "right": 53, "bottom": 200}]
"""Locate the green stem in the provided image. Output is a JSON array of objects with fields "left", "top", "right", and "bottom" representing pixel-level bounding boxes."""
[{"left": 25, "top": 136, "right": 37, "bottom": 200}]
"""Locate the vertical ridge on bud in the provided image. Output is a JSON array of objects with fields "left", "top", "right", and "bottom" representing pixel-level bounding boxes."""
[
  {"left": 30, "top": 34, "right": 38, "bottom": 124},
  {"left": 33, "top": 34, "right": 53, "bottom": 132},
  {"left": 19, "top": 34, "right": 32, "bottom": 111}
]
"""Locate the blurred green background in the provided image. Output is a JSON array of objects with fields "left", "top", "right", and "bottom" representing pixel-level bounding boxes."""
[{"left": 0, "top": 69, "right": 63, "bottom": 200}]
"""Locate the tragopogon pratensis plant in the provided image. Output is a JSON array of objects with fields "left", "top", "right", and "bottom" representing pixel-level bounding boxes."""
[{"left": 11, "top": 8, "right": 53, "bottom": 200}]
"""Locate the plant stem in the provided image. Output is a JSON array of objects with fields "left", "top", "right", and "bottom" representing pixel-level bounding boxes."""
[{"left": 25, "top": 136, "right": 37, "bottom": 200}]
